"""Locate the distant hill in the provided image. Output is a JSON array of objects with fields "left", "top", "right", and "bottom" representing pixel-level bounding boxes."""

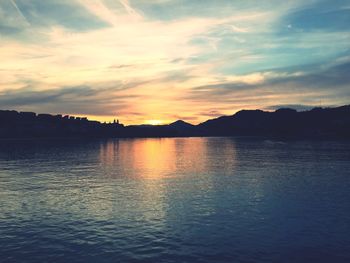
[
  {"left": 197, "top": 105, "right": 350, "bottom": 138},
  {"left": 168, "top": 120, "right": 196, "bottom": 135},
  {"left": 123, "top": 120, "right": 196, "bottom": 137},
  {"left": 0, "top": 105, "right": 349, "bottom": 139},
  {"left": 169, "top": 120, "right": 194, "bottom": 129}
]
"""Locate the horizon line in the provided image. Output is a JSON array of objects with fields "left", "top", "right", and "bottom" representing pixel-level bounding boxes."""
[{"left": 1, "top": 104, "right": 347, "bottom": 126}]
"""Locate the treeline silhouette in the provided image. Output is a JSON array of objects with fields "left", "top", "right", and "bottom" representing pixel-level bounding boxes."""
[
  {"left": 0, "top": 111, "right": 124, "bottom": 138},
  {"left": 0, "top": 105, "right": 349, "bottom": 139}
]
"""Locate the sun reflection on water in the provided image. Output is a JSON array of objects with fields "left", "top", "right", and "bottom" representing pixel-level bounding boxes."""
[{"left": 98, "top": 138, "right": 235, "bottom": 179}]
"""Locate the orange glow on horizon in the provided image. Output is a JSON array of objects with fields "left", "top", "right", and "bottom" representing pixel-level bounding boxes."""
[
  {"left": 145, "top": 120, "right": 163, "bottom": 125},
  {"left": 81, "top": 115, "right": 169, "bottom": 126}
]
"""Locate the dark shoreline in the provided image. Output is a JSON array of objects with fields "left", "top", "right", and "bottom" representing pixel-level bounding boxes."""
[
  {"left": 1, "top": 105, "right": 349, "bottom": 140},
  {"left": 1, "top": 134, "right": 349, "bottom": 142}
]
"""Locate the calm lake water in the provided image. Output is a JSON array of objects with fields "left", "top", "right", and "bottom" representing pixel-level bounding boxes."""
[{"left": 0, "top": 137, "right": 350, "bottom": 262}]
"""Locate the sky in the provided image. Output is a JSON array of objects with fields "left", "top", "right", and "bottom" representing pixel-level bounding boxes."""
[{"left": 0, "top": 0, "right": 349, "bottom": 124}]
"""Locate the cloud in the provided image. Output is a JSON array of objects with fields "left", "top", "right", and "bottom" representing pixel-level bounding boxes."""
[
  {"left": 14, "top": 0, "right": 108, "bottom": 30},
  {"left": 119, "top": 0, "right": 142, "bottom": 20},
  {"left": 198, "top": 110, "right": 226, "bottom": 117},
  {"left": 264, "top": 104, "right": 320, "bottom": 111},
  {"left": 0, "top": 85, "right": 138, "bottom": 116},
  {"left": 282, "top": 1, "right": 350, "bottom": 32},
  {"left": 0, "top": 0, "right": 349, "bottom": 124},
  {"left": 0, "top": 1, "right": 29, "bottom": 35},
  {"left": 231, "top": 25, "right": 249, "bottom": 33},
  {"left": 10, "top": 0, "right": 30, "bottom": 26},
  {"left": 183, "top": 58, "right": 350, "bottom": 114}
]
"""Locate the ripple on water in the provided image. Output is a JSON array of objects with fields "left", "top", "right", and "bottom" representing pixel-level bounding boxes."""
[{"left": 0, "top": 138, "right": 350, "bottom": 262}]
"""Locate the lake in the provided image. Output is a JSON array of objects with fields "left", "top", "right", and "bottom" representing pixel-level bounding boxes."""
[{"left": 0, "top": 137, "right": 350, "bottom": 262}]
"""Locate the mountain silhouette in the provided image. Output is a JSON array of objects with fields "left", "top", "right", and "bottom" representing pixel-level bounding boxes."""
[
  {"left": 168, "top": 120, "right": 196, "bottom": 135},
  {"left": 0, "top": 105, "right": 349, "bottom": 139},
  {"left": 197, "top": 105, "right": 350, "bottom": 137},
  {"left": 169, "top": 120, "right": 194, "bottom": 129}
]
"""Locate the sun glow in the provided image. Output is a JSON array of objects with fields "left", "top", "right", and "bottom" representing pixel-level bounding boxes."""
[
  {"left": 0, "top": 1, "right": 348, "bottom": 124},
  {"left": 146, "top": 120, "right": 163, "bottom": 125}
]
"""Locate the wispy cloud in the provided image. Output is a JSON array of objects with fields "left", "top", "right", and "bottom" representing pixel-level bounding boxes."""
[
  {"left": 0, "top": 0, "right": 349, "bottom": 124},
  {"left": 10, "top": 0, "right": 30, "bottom": 26},
  {"left": 264, "top": 104, "right": 321, "bottom": 111},
  {"left": 119, "top": 0, "right": 142, "bottom": 20},
  {"left": 0, "top": 85, "right": 141, "bottom": 118},
  {"left": 183, "top": 59, "right": 350, "bottom": 116}
]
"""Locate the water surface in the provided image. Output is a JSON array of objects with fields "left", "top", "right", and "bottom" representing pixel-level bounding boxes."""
[{"left": 0, "top": 137, "right": 350, "bottom": 262}]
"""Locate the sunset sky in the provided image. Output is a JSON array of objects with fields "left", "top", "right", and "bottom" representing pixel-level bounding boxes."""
[{"left": 0, "top": 0, "right": 349, "bottom": 124}]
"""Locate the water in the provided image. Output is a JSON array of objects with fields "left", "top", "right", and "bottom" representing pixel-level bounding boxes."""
[{"left": 0, "top": 137, "right": 350, "bottom": 263}]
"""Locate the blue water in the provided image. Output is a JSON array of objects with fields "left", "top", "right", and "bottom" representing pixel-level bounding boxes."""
[{"left": 0, "top": 137, "right": 350, "bottom": 262}]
